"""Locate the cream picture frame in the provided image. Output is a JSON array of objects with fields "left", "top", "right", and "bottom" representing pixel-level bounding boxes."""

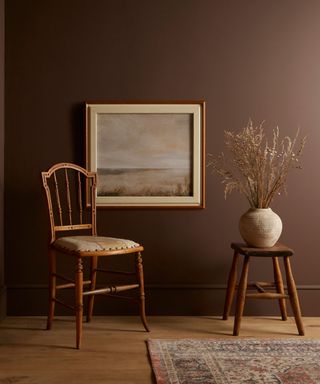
[{"left": 85, "top": 101, "right": 205, "bottom": 208}]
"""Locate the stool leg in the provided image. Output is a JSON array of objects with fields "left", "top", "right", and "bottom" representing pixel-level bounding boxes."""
[
  {"left": 272, "top": 256, "right": 287, "bottom": 321},
  {"left": 233, "top": 255, "right": 250, "bottom": 336},
  {"left": 223, "top": 251, "right": 239, "bottom": 320},
  {"left": 283, "top": 256, "right": 305, "bottom": 336}
]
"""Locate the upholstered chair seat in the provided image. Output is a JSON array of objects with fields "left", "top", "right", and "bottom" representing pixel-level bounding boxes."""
[{"left": 54, "top": 236, "right": 141, "bottom": 254}]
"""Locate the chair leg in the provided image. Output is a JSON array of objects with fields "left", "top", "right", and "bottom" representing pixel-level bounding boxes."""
[
  {"left": 135, "top": 252, "right": 150, "bottom": 332},
  {"left": 87, "top": 256, "right": 98, "bottom": 323},
  {"left": 233, "top": 255, "right": 250, "bottom": 336},
  {"left": 47, "top": 248, "right": 56, "bottom": 330},
  {"left": 272, "top": 256, "right": 287, "bottom": 321},
  {"left": 283, "top": 256, "right": 305, "bottom": 336},
  {"left": 75, "top": 257, "right": 84, "bottom": 349},
  {"left": 223, "top": 251, "right": 239, "bottom": 320}
]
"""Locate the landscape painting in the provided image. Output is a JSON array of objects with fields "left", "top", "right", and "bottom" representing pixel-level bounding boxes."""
[
  {"left": 97, "top": 113, "right": 193, "bottom": 197},
  {"left": 86, "top": 102, "right": 204, "bottom": 208}
]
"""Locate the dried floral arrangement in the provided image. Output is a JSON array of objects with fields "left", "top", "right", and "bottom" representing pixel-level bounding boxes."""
[{"left": 207, "top": 120, "right": 306, "bottom": 208}]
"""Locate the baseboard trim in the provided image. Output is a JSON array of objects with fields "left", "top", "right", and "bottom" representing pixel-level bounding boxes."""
[
  {"left": 6, "top": 283, "right": 320, "bottom": 316},
  {"left": 6, "top": 284, "right": 320, "bottom": 290}
]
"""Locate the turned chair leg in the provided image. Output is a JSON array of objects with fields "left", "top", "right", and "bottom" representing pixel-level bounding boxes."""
[
  {"left": 47, "top": 248, "right": 56, "bottom": 330},
  {"left": 272, "top": 256, "right": 287, "bottom": 321},
  {"left": 233, "top": 255, "right": 250, "bottom": 336},
  {"left": 136, "top": 252, "right": 150, "bottom": 332},
  {"left": 75, "top": 257, "right": 84, "bottom": 349},
  {"left": 223, "top": 251, "right": 239, "bottom": 320},
  {"left": 87, "top": 256, "right": 98, "bottom": 323},
  {"left": 284, "top": 256, "right": 305, "bottom": 336}
]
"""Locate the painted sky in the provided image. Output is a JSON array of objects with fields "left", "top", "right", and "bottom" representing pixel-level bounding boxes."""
[{"left": 97, "top": 113, "right": 192, "bottom": 169}]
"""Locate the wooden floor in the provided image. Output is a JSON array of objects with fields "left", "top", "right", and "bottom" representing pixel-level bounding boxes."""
[{"left": 1, "top": 316, "right": 320, "bottom": 383}]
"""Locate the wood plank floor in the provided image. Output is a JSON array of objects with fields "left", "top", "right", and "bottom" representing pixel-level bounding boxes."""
[{"left": 1, "top": 316, "right": 320, "bottom": 383}]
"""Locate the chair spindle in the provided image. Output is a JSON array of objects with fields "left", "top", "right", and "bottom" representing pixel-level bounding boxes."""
[
  {"left": 65, "top": 169, "right": 73, "bottom": 225},
  {"left": 77, "top": 171, "right": 83, "bottom": 224},
  {"left": 53, "top": 171, "right": 63, "bottom": 226}
]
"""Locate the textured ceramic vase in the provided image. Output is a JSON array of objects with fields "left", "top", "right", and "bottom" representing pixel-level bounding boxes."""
[{"left": 239, "top": 208, "right": 282, "bottom": 248}]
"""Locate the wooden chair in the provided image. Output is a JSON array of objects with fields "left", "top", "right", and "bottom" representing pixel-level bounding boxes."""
[{"left": 41, "top": 163, "right": 149, "bottom": 348}]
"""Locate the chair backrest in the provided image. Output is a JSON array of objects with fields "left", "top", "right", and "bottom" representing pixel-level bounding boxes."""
[{"left": 42, "top": 163, "right": 97, "bottom": 243}]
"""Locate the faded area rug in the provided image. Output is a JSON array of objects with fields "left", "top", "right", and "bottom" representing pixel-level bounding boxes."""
[{"left": 147, "top": 338, "right": 320, "bottom": 383}]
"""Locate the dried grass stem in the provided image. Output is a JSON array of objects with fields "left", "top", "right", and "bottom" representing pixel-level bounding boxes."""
[{"left": 208, "top": 120, "right": 306, "bottom": 208}]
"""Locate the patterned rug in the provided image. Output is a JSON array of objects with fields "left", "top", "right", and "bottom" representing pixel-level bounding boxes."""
[{"left": 147, "top": 338, "right": 320, "bottom": 383}]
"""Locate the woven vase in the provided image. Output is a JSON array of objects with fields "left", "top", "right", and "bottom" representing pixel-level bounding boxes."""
[{"left": 239, "top": 208, "right": 282, "bottom": 248}]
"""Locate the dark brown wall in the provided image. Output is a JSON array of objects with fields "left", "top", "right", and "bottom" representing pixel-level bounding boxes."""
[
  {"left": 0, "top": 0, "right": 5, "bottom": 320},
  {"left": 5, "top": 0, "right": 320, "bottom": 316}
]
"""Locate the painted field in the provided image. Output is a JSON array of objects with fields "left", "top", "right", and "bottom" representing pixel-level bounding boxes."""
[{"left": 97, "top": 168, "right": 192, "bottom": 196}]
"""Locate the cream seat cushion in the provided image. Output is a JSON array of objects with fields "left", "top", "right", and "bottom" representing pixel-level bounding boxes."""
[{"left": 54, "top": 236, "right": 140, "bottom": 252}]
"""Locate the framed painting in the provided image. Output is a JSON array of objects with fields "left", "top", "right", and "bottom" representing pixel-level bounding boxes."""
[{"left": 85, "top": 101, "right": 205, "bottom": 208}]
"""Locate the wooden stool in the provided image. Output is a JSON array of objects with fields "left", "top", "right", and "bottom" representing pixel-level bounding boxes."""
[{"left": 223, "top": 242, "right": 304, "bottom": 336}]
